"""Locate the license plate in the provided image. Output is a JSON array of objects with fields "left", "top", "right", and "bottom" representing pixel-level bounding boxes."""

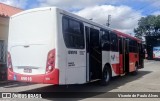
[
  {"left": 21, "top": 76, "right": 32, "bottom": 81},
  {"left": 24, "top": 68, "right": 32, "bottom": 73}
]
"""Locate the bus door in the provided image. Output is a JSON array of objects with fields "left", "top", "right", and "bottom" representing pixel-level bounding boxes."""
[
  {"left": 119, "top": 37, "right": 125, "bottom": 74},
  {"left": 124, "top": 38, "right": 129, "bottom": 73},
  {"left": 85, "top": 26, "right": 102, "bottom": 81}
]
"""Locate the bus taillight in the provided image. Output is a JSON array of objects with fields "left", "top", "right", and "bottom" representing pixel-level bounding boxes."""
[
  {"left": 7, "top": 52, "right": 13, "bottom": 72},
  {"left": 46, "top": 49, "right": 55, "bottom": 73}
]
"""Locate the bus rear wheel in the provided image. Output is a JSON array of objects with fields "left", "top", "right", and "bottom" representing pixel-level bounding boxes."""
[
  {"left": 101, "top": 66, "right": 111, "bottom": 86},
  {"left": 131, "top": 63, "right": 138, "bottom": 75}
]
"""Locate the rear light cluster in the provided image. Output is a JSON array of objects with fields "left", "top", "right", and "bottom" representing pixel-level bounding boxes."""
[
  {"left": 7, "top": 52, "right": 13, "bottom": 72},
  {"left": 46, "top": 49, "right": 55, "bottom": 73}
]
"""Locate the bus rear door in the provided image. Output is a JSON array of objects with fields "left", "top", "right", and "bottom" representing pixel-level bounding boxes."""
[
  {"left": 85, "top": 26, "right": 102, "bottom": 81},
  {"left": 119, "top": 37, "right": 129, "bottom": 74}
]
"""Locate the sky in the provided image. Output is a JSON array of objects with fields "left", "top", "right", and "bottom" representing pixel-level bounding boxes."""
[{"left": 0, "top": 0, "right": 160, "bottom": 35}]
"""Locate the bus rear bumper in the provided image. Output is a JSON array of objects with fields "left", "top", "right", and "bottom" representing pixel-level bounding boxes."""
[{"left": 7, "top": 68, "right": 59, "bottom": 85}]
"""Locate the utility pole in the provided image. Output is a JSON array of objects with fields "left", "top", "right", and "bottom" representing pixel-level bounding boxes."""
[{"left": 106, "top": 15, "right": 111, "bottom": 27}]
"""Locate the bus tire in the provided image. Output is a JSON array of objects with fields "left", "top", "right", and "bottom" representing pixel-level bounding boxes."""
[{"left": 101, "top": 66, "right": 111, "bottom": 86}]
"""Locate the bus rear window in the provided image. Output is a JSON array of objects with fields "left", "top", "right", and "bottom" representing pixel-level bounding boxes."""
[{"left": 62, "top": 16, "right": 84, "bottom": 49}]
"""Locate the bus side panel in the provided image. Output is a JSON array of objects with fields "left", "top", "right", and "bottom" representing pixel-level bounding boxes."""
[
  {"left": 102, "top": 51, "right": 115, "bottom": 76},
  {"left": 56, "top": 11, "right": 67, "bottom": 85},
  {"left": 65, "top": 48, "right": 86, "bottom": 84},
  {"left": 119, "top": 54, "right": 124, "bottom": 74},
  {"left": 111, "top": 64, "right": 120, "bottom": 75},
  {"left": 65, "top": 67, "right": 86, "bottom": 84},
  {"left": 110, "top": 52, "right": 120, "bottom": 76},
  {"left": 102, "top": 51, "right": 119, "bottom": 76},
  {"left": 57, "top": 12, "right": 86, "bottom": 85},
  {"left": 129, "top": 53, "right": 138, "bottom": 72},
  {"left": 65, "top": 35, "right": 86, "bottom": 83}
]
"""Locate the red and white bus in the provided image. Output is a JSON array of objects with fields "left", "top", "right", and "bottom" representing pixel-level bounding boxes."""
[{"left": 7, "top": 7, "right": 144, "bottom": 85}]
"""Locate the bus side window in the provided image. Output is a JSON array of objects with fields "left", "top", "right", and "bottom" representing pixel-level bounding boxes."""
[
  {"left": 62, "top": 16, "right": 85, "bottom": 49},
  {"left": 101, "top": 30, "right": 110, "bottom": 51},
  {"left": 129, "top": 39, "right": 137, "bottom": 53},
  {"left": 110, "top": 32, "right": 118, "bottom": 52}
]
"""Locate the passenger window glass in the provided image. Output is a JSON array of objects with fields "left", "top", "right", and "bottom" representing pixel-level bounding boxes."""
[
  {"left": 129, "top": 39, "right": 137, "bottom": 53},
  {"left": 101, "top": 30, "right": 110, "bottom": 51},
  {"left": 62, "top": 17, "right": 84, "bottom": 49},
  {"left": 110, "top": 32, "right": 118, "bottom": 52}
]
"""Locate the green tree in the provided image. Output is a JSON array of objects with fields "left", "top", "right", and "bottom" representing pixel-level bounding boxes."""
[{"left": 134, "top": 15, "right": 160, "bottom": 39}]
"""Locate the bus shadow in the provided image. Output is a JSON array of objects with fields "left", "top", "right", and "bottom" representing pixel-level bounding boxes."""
[
  {"left": 20, "top": 70, "right": 151, "bottom": 100},
  {"left": 0, "top": 81, "right": 37, "bottom": 88}
]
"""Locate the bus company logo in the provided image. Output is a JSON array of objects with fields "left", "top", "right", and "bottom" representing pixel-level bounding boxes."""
[
  {"left": 111, "top": 54, "right": 115, "bottom": 61},
  {"left": 2, "top": 93, "right": 11, "bottom": 98}
]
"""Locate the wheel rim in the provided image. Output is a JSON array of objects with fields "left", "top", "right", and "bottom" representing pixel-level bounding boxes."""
[{"left": 104, "top": 70, "right": 109, "bottom": 82}]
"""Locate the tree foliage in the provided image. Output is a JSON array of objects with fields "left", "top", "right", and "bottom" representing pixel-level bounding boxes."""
[{"left": 134, "top": 15, "right": 160, "bottom": 39}]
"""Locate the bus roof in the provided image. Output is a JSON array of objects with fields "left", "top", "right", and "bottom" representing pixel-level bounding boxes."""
[
  {"left": 10, "top": 7, "right": 57, "bottom": 18},
  {"left": 113, "top": 30, "right": 141, "bottom": 42},
  {"left": 11, "top": 7, "right": 141, "bottom": 43}
]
